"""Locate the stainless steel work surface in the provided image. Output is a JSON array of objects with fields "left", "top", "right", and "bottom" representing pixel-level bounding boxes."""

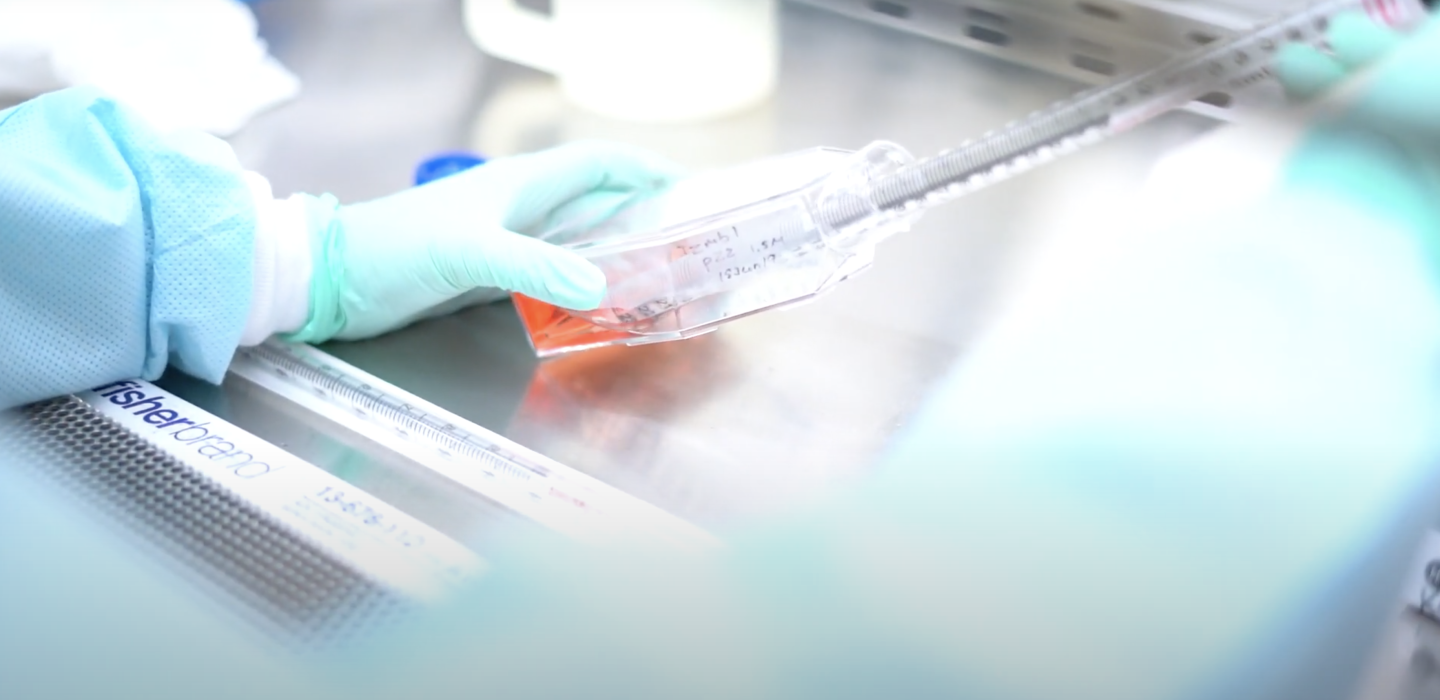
[{"left": 210, "top": 0, "right": 1219, "bottom": 529}]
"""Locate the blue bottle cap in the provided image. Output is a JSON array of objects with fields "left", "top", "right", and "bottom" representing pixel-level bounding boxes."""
[{"left": 413, "top": 151, "right": 488, "bottom": 186}]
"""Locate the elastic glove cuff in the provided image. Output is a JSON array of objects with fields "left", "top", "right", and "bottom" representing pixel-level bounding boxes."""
[
  {"left": 281, "top": 193, "right": 348, "bottom": 344},
  {"left": 239, "top": 173, "right": 313, "bottom": 345}
]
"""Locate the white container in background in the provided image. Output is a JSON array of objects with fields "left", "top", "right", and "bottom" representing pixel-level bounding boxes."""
[{"left": 464, "top": 0, "right": 778, "bottom": 124}]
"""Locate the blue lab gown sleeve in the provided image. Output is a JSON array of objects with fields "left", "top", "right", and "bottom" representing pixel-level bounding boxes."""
[{"left": 0, "top": 87, "right": 254, "bottom": 410}]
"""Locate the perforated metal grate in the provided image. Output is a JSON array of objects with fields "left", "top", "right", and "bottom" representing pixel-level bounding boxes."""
[{"left": 2, "top": 395, "right": 414, "bottom": 648}]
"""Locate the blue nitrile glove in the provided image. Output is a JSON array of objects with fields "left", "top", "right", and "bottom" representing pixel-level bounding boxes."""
[
  {"left": 286, "top": 141, "right": 679, "bottom": 343},
  {"left": 1271, "top": 11, "right": 1440, "bottom": 255}
]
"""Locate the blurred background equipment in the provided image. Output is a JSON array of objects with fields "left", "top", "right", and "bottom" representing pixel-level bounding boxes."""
[
  {"left": 0, "top": 0, "right": 299, "bottom": 134},
  {"left": 463, "top": 0, "right": 779, "bottom": 123},
  {"left": 791, "top": 0, "right": 1363, "bottom": 119}
]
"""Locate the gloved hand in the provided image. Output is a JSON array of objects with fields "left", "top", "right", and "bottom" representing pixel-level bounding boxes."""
[
  {"left": 286, "top": 141, "right": 679, "bottom": 343},
  {"left": 1270, "top": 11, "right": 1440, "bottom": 253}
]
